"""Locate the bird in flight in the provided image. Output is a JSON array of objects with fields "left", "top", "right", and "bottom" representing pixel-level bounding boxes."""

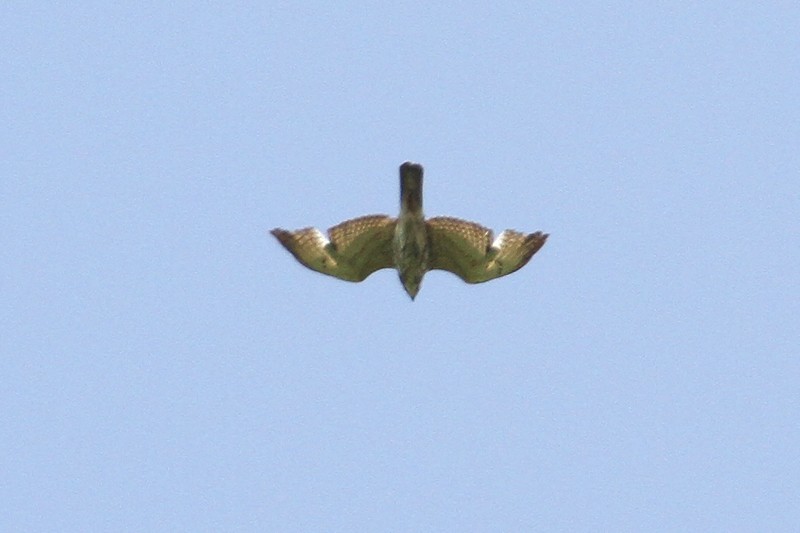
[{"left": 271, "top": 162, "right": 548, "bottom": 300}]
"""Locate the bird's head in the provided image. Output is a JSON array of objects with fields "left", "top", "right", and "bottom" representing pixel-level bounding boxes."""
[{"left": 399, "top": 162, "right": 424, "bottom": 213}]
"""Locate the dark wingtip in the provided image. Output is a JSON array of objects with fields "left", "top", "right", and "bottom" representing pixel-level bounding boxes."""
[
  {"left": 270, "top": 228, "right": 292, "bottom": 246},
  {"left": 520, "top": 231, "right": 548, "bottom": 264}
]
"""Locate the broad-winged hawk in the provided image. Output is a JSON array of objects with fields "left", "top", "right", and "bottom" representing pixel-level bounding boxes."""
[{"left": 271, "top": 162, "right": 548, "bottom": 299}]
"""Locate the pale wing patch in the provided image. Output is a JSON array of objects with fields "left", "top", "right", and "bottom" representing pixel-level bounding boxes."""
[
  {"left": 490, "top": 231, "right": 507, "bottom": 250},
  {"left": 307, "top": 228, "right": 330, "bottom": 247}
]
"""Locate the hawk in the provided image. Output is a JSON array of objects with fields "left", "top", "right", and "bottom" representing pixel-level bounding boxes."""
[{"left": 271, "top": 162, "right": 548, "bottom": 299}]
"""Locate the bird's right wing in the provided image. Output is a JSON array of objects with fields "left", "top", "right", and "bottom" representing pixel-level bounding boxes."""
[{"left": 271, "top": 215, "right": 396, "bottom": 282}]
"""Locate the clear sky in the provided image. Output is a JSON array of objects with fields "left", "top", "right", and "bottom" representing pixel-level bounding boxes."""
[{"left": 3, "top": 2, "right": 799, "bottom": 531}]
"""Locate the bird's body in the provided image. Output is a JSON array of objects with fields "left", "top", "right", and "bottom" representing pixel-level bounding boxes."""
[
  {"left": 392, "top": 162, "right": 429, "bottom": 299},
  {"left": 271, "top": 162, "right": 548, "bottom": 299}
]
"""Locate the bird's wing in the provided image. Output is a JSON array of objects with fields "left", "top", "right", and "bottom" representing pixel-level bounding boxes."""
[
  {"left": 427, "top": 216, "right": 548, "bottom": 283},
  {"left": 271, "top": 215, "right": 396, "bottom": 282}
]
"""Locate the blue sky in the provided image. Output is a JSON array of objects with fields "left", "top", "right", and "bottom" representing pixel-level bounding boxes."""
[{"left": 3, "top": 2, "right": 799, "bottom": 531}]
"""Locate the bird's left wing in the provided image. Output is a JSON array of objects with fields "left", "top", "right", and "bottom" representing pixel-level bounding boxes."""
[
  {"left": 271, "top": 215, "right": 396, "bottom": 282},
  {"left": 427, "top": 216, "right": 548, "bottom": 283}
]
